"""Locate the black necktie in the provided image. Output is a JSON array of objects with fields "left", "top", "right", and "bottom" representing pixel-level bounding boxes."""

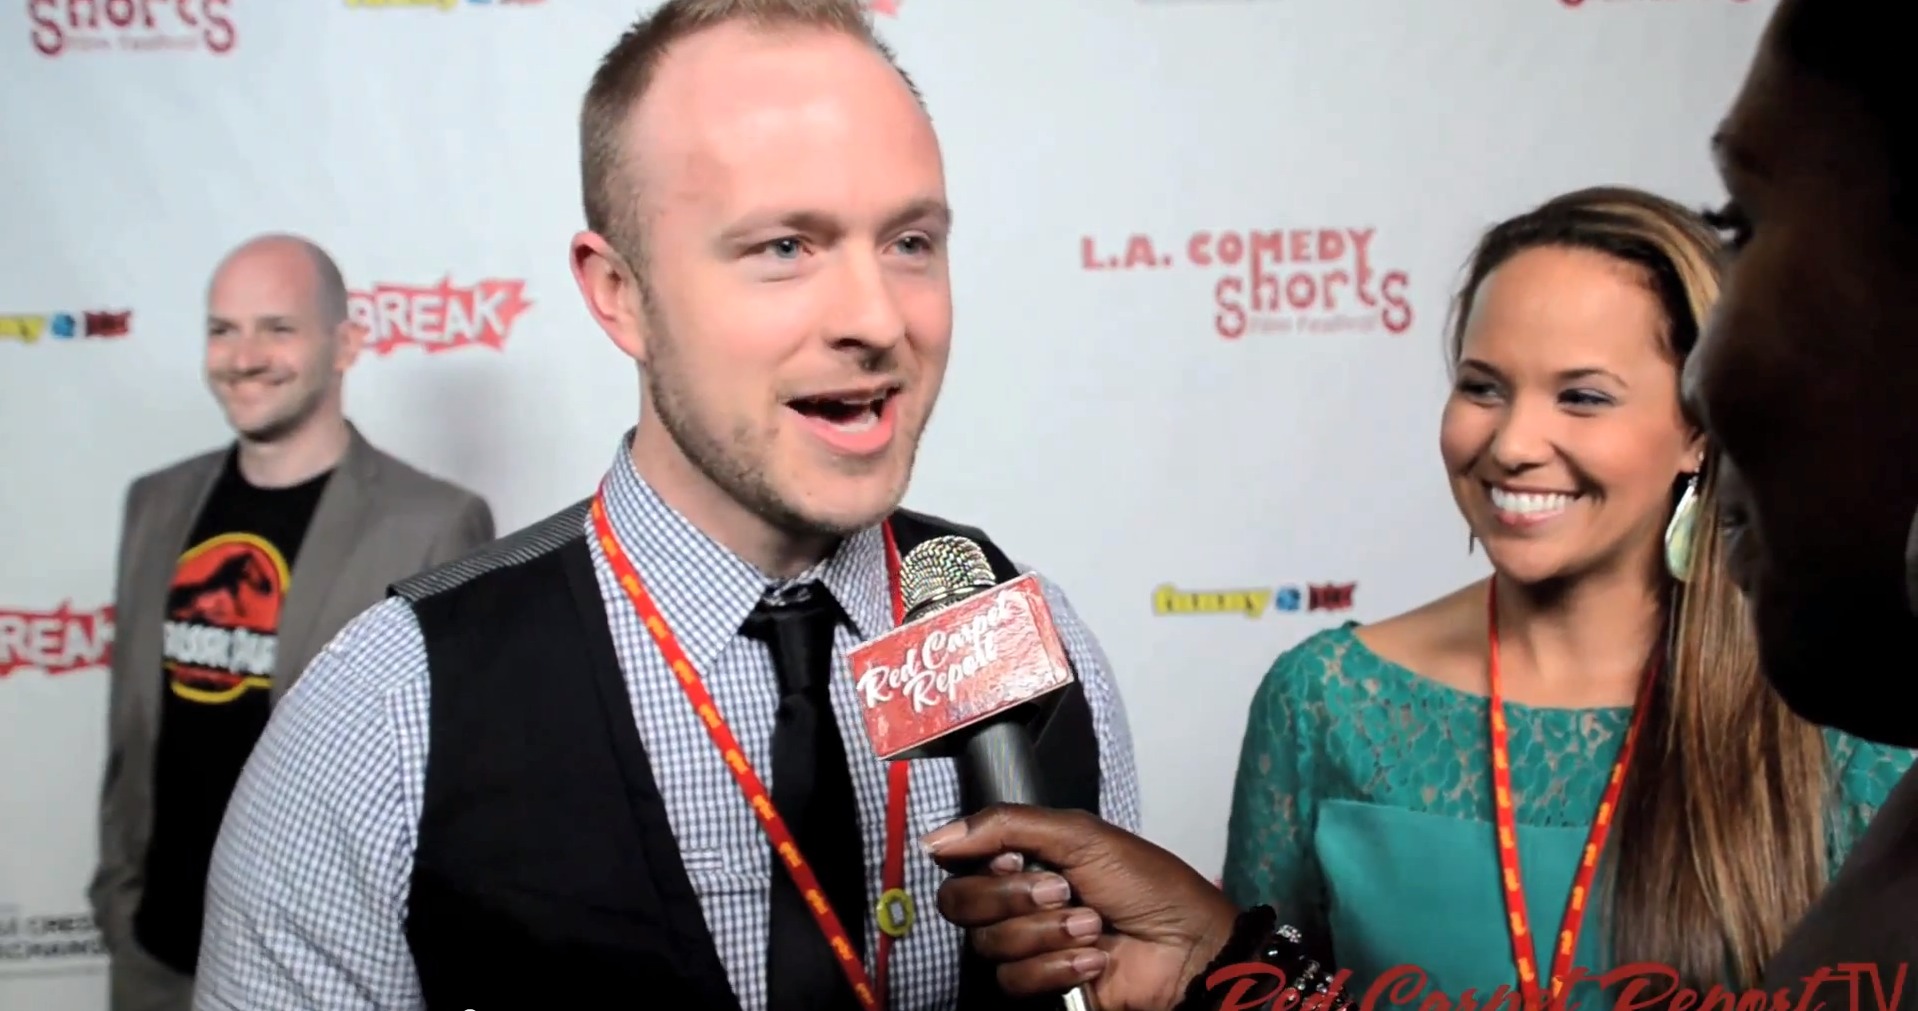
[{"left": 741, "top": 585, "right": 867, "bottom": 1011}]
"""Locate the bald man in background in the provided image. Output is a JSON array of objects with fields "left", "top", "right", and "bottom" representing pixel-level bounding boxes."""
[{"left": 88, "top": 234, "right": 495, "bottom": 1011}]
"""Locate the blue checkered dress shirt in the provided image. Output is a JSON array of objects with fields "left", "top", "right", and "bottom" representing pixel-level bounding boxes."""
[{"left": 192, "top": 432, "right": 1143, "bottom": 1010}]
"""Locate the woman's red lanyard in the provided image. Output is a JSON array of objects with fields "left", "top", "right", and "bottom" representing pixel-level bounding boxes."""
[
  {"left": 1486, "top": 581, "right": 1658, "bottom": 1011},
  {"left": 590, "top": 485, "right": 914, "bottom": 1011}
]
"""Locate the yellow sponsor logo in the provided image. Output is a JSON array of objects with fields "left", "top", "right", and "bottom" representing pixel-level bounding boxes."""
[
  {"left": 1151, "top": 583, "right": 1272, "bottom": 619},
  {"left": 0, "top": 315, "right": 48, "bottom": 343}
]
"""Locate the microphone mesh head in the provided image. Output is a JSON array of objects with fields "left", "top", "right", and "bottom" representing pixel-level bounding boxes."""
[{"left": 899, "top": 535, "right": 996, "bottom": 615}]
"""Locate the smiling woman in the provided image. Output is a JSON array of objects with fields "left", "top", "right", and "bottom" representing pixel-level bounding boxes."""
[{"left": 1218, "top": 186, "right": 1916, "bottom": 1004}]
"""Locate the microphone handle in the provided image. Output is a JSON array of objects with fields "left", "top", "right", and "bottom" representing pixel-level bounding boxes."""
[
  {"left": 962, "top": 721, "right": 1099, "bottom": 1011},
  {"left": 962, "top": 719, "right": 1046, "bottom": 807}
]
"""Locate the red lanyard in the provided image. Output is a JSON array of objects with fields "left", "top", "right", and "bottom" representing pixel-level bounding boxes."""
[
  {"left": 1486, "top": 581, "right": 1657, "bottom": 1010},
  {"left": 590, "top": 487, "right": 913, "bottom": 1011}
]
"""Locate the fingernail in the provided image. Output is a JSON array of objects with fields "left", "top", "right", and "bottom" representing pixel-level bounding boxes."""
[
  {"left": 1030, "top": 874, "right": 1070, "bottom": 906},
  {"left": 1070, "top": 949, "right": 1108, "bottom": 978},
  {"left": 990, "top": 852, "right": 1025, "bottom": 874},
  {"left": 1065, "top": 909, "right": 1102, "bottom": 938},
  {"left": 920, "top": 822, "right": 965, "bottom": 853}
]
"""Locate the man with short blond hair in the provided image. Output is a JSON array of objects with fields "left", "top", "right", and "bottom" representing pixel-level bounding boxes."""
[{"left": 195, "top": 4, "right": 1141, "bottom": 1010}]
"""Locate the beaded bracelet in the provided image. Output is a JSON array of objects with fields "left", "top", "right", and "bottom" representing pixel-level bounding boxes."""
[{"left": 1173, "top": 905, "right": 1353, "bottom": 1011}]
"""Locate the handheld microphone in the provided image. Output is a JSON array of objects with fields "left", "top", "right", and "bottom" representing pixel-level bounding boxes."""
[{"left": 847, "top": 535, "right": 1095, "bottom": 1011}]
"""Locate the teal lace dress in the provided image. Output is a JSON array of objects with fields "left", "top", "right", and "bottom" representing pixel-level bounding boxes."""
[{"left": 1221, "top": 623, "right": 1915, "bottom": 1005}]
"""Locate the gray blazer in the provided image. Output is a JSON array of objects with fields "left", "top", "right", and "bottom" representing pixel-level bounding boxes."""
[{"left": 88, "top": 424, "right": 495, "bottom": 960}]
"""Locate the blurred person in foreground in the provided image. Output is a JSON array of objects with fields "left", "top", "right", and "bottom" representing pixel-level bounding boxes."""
[
  {"left": 191, "top": 2, "right": 1140, "bottom": 1010},
  {"left": 91, "top": 233, "right": 494, "bottom": 1011},
  {"left": 1216, "top": 185, "right": 1909, "bottom": 1006},
  {"left": 925, "top": 0, "right": 1918, "bottom": 1006}
]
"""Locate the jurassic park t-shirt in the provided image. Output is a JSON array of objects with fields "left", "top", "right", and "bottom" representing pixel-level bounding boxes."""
[{"left": 132, "top": 449, "right": 330, "bottom": 974}]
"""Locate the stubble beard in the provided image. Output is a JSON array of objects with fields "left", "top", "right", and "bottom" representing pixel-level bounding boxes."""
[{"left": 643, "top": 311, "right": 913, "bottom": 544}]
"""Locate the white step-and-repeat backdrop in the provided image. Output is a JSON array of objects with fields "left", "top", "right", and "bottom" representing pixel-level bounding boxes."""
[{"left": 2, "top": 1, "right": 1770, "bottom": 1007}]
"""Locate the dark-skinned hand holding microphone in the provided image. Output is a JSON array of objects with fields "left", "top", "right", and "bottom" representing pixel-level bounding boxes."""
[
  {"left": 923, "top": 805, "right": 1342, "bottom": 1011},
  {"left": 866, "top": 539, "right": 1335, "bottom": 1010}
]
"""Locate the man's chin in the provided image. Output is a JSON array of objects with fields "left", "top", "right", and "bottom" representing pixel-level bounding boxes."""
[
  {"left": 224, "top": 403, "right": 306, "bottom": 442},
  {"left": 235, "top": 420, "right": 297, "bottom": 443},
  {"left": 790, "top": 491, "right": 906, "bottom": 539},
  {"left": 805, "top": 445, "right": 915, "bottom": 514},
  {"left": 780, "top": 473, "right": 911, "bottom": 540}
]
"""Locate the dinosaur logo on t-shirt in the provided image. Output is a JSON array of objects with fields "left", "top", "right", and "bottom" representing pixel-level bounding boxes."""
[{"left": 162, "top": 533, "right": 289, "bottom": 704}]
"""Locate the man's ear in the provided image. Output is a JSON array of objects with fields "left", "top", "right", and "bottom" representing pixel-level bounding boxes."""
[
  {"left": 335, "top": 317, "right": 367, "bottom": 370},
  {"left": 571, "top": 230, "right": 652, "bottom": 363}
]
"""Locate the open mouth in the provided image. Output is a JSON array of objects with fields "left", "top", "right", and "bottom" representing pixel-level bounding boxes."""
[
  {"left": 786, "top": 391, "right": 891, "bottom": 432},
  {"left": 1487, "top": 485, "right": 1578, "bottom": 525},
  {"left": 785, "top": 386, "right": 901, "bottom": 455}
]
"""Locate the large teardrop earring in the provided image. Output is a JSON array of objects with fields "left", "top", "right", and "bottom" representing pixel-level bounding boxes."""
[{"left": 1665, "top": 473, "right": 1701, "bottom": 582}]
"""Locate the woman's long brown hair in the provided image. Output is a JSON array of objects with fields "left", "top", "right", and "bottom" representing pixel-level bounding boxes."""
[{"left": 1446, "top": 186, "right": 1830, "bottom": 989}]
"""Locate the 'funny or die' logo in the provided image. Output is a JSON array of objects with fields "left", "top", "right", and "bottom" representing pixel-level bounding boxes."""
[
  {"left": 1152, "top": 582, "right": 1356, "bottom": 619},
  {"left": 0, "top": 309, "right": 131, "bottom": 344}
]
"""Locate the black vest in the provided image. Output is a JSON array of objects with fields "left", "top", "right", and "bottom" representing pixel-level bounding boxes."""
[{"left": 391, "top": 501, "right": 1105, "bottom": 1011}]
